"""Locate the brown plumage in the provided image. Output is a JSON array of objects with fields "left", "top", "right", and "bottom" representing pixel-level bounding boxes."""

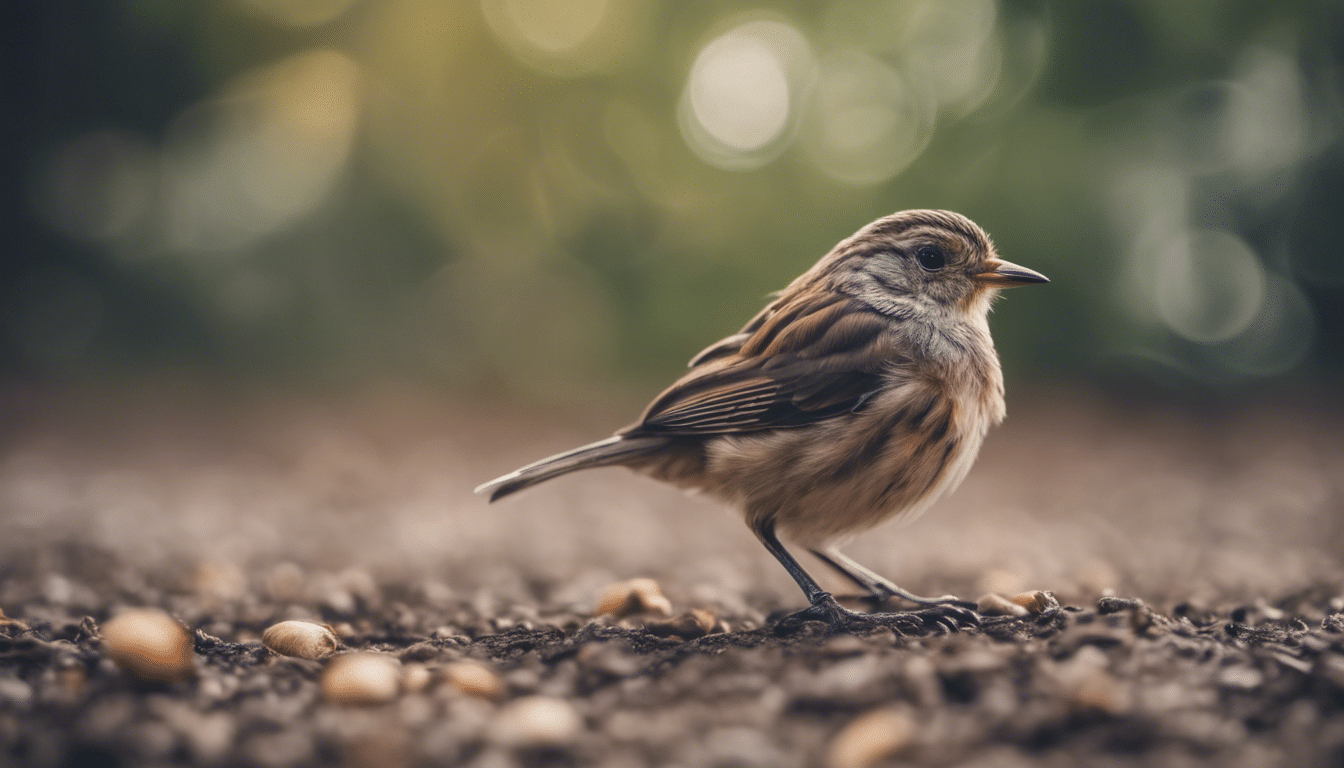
[{"left": 477, "top": 210, "right": 1048, "bottom": 626}]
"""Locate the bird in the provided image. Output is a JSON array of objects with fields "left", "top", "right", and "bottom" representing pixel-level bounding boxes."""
[{"left": 476, "top": 209, "right": 1048, "bottom": 628}]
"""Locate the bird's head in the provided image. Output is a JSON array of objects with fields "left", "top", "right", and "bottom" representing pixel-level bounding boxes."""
[{"left": 812, "top": 209, "right": 1048, "bottom": 319}]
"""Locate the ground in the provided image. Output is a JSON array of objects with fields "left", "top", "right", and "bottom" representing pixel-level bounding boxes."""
[{"left": 1, "top": 382, "right": 1342, "bottom": 767}]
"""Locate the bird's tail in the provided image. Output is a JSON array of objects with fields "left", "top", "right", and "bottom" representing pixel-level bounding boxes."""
[{"left": 475, "top": 435, "right": 667, "bottom": 502}]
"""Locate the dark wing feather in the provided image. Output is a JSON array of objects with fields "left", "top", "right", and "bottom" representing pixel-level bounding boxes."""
[{"left": 623, "top": 294, "right": 898, "bottom": 436}]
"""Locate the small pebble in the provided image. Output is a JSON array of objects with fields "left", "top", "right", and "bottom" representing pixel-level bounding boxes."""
[
  {"left": 1216, "top": 666, "right": 1264, "bottom": 691},
  {"left": 321, "top": 652, "right": 402, "bottom": 705},
  {"left": 976, "top": 593, "right": 1030, "bottom": 617},
  {"left": 596, "top": 578, "right": 673, "bottom": 618},
  {"left": 488, "top": 695, "right": 582, "bottom": 747},
  {"left": 826, "top": 706, "right": 915, "bottom": 768},
  {"left": 443, "top": 661, "right": 503, "bottom": 699},
  {"left": 262, "top": 621, "right": 339, "bottom": 660},
  {"left": 101, "top": 608, "right": 195, "bottom": 682},
  {"left": 401, "top": 664, "right": 434, "bottom": 693},
  {"left": 1010, "top": 591, "right": 1058, "bottom": 614},
  {"left": 644, "top": 609, "right": 718, "bottom": 639}
]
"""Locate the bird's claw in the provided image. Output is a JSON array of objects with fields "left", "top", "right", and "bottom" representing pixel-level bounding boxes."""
[
  {"left": 909, "top": 603, "right": 981, "bottom": 632},
  {"left": 776, "top": 592, "right": 980, "bottom": 635}
]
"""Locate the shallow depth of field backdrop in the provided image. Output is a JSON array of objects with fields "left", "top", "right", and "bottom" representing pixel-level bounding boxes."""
[{"left": 4, "top": 1, "right": 1344, "bottom": 604}]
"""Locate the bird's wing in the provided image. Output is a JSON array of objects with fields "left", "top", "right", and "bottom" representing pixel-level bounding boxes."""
[{"left": 624, "top": 292, "right": 900, "bottom": 436}]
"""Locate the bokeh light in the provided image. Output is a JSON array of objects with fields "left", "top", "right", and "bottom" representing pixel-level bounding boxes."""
[
  {"left": 678, "top": 18, "right": 813, "bottom": 170},
  {"left": 482, "top": 0, "right": 649, "bottom": 76},
  {"left": 162, "top": 49, "right": 363, "bottom": 253},
  {"left": 801, "top": 50, "right": 933, "bottom": 185},
  {"left": 1155, "top": 229, "right": 1265, "bottom": 344}
]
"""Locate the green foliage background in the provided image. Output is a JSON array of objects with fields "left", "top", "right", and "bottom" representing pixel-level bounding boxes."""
[{"left": 8, "top": 1, "right": 1344, "bottom": 402}]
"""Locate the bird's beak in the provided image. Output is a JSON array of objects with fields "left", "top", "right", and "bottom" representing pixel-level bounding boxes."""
[{"left": 973, "top": 258, "right": 1049, "bottom": 287}]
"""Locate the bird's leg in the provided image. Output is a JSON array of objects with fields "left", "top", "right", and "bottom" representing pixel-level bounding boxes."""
[
  {"left": 811, "top": 548, "right": 979, "bottom": 629},
  {"left": 810, "top": 548, "right": 975, "bottom": 609},
  {"left": 754, "top": 519, "right": 856, "bottom": 625}
]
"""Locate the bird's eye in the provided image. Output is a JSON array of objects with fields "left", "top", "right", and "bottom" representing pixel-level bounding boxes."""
[{"left": 916, "top": 246, "right": 945, "bottom": 271}]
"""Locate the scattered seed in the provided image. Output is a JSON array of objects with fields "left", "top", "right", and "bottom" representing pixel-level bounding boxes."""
[
  {"left": 644, "top": 609, "right": 718, "bottom": 639},
  {"left": 488, "top": 695, "right": 582, "bottom": 747},
  {"left": 401, "top": 664, "right": 434, "bottom": 693},
  {"left": 976, "top": 593, "right": 1029, "bottom": 617},
  {"left": 321, "top": 652, "right": 401, "bottom": 705},
  {"left": 101, "top": 608, "right": 195, "bottom": 682},
  {"left": 826, "top": 706, "right": 915, "bottom": 768},
  {"left": 595, "top": 578, "right": 673, "bottom": 618},
  {"left": 1010, "top": 591, "right": 1058, "bottom": 614},
  {"left": 262, "top": 620, "right": 339, "bottom": 660},
  {"left": 443, "top": 660, "right": 503, "bottom": 699}
]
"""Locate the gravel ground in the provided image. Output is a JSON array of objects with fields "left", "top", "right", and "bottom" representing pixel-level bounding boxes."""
[{"left": 1, "top": 382, "right": 1342, "bottom": 767}]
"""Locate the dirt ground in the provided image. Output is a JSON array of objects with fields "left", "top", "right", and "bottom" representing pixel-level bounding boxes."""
[{"left": 1, "top": 381, "right": 1342, "bottom": 767}]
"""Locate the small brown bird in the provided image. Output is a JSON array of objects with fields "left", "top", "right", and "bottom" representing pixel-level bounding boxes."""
[{"left": 477, "top": 210, "right": 1047, "bottom": 627}]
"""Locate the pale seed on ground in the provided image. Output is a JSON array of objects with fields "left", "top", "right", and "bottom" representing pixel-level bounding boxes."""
[
  {"left": 262, "top": 620, "right": 339, "bottom": 660},
  {"left": 401, "top": 664, "right": 434, "bottom": 693},
  {"left": 1010, "top": 591, "right": 1059, "bottom": 614},
  {"left": 321, "top": 652, "right": 402, "bottom": 705},
  {"left": 443, "top": 660, "right": 503, "bottom": 699},
  {"left": 487, "top": 695, "right": 582, "bottom": 747},
  {"left": 826, "top": 706, "right": 916, "bottom": 768},
  {"left": 977, "top": 593, "right": 1030, "bottom": 617},
  {"left": 644, "top": 609, "right": 719, "bottom": 639},
  {"left": 595, "top": 578, "right": 673, "bottom": 618},
  {"left": 101, "top": 608, "right": 195, "bottom": 682}
]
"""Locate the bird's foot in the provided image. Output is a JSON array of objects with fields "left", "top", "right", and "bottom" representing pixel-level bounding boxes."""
[
  {"left": 791, "top": 592, "right": 855, "bottom": 625},
  {"left": 903, "top": 602, "right": 981, "bottom": 632},
  {"left": 861, "top": 589, "right": 977, "bottom": 612},
  {"left": 774, "top": 593, "right": 979, "bottom": 635}
]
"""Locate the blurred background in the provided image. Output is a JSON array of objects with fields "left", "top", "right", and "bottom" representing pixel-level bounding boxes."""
[{"left": 7, "top": 0, "right": 1344, "bottom": 398}]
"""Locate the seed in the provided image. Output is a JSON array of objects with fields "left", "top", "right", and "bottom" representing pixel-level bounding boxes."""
[
  {"left": 262, "top": 621, "right": 339, "bottom": 660},
  {"left": 321, "top": 652, "right": 402, "bottom": 705},
  {"left": 595, "top": 578, "right": 673, "bottom": 618},
  {"left": 443, "top": 661, "right": 503, "bottom": 699},
  {"left": 976, "top": 593, "right": 1029, "bottom": 617},
  {"left": 401, "top": 664, "right": 434, "bottom": 693},
  {"left": 1010, "top": 591, "right": 1058, "bottom": 614},
  {"left": 826, "top": 707, "right": 915, "bottom": 768},
  {"left": 644, "top": 609, "right": 719, "bottom": 639},
  {"left": 488, "top": 695, "right": 582, "bottom": 747},
  {"left": 101, "top": 608, "right": 195, "bottom": 682}
]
